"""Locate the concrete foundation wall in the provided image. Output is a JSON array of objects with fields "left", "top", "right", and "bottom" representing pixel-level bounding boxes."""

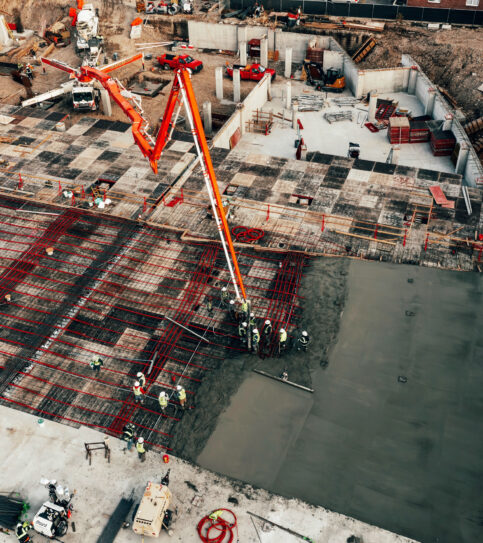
[
  {"left": 188, "top": 21, "right": 238, "bottom": 51},
  {"left": 213, "top": 74, "right": 271, "bottom": 149},
  {"left": 356, "top": 67, "right": 410, "bottom": 98},
  {"left": 323, "top": 50, "right": 343, "bottom": 73},
  {"left": 401, "top": 54, "right": 483, "bottom": 188}
]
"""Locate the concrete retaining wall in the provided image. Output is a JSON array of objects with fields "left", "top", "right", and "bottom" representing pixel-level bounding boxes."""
[
  {"left": 356, "top": 67, "right": 410, "bottom": 98},
  {"left": 213, "top": 74, "right": 271, "bottom": 149}
]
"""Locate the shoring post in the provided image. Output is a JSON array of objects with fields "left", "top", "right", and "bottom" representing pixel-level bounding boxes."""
[
  {"left": 403, "top": 228, "right": 407, "bottom": 247},
  {"left": 58, "top": 180, "right": 62, "bottom": 195},
  {"left": 18, "top": 173, "right": 23, "bottom": 190},
  {"left": 81, "top": 185, "right": 85, "bottom": 199},
  {"left": 266, "top": 204, "right": 270, "bottom": 222},
  {"left": 103, "top": 189, "right": 107, "bottom": 202},
  {"left": 374, "top": 224, "right": 378, "bottom": 240},
  {"left": 424, "top": 233, "right": 429, "bottom": 251},
  {"left": 321, "top": 215, "right": 325, "bottom": 232},
  {"left": 143, "top": 197, "right": 147, "bottom": 212}
]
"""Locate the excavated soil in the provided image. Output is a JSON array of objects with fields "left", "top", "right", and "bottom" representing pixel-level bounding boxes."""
[{"left": 359, "top": 23, "right": 483, "bottom": 120}]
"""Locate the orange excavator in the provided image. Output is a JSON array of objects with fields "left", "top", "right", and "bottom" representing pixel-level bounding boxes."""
[{"left": 40, "top": 55, "right": 247, "bottom": 303}]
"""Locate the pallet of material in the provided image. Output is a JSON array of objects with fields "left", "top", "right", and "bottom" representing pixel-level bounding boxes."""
[
  {"left": 306, "top": 47, "right": 324, "bottom": 63},
  {"left": 430, "top": 129, "right": 456, "bottom": 156},
  {"left": 409, "top": 120, "right": 430, "bottom": 143},
  {"left": 324, "top": 110, "right": 352, "bottom": 124},
  {"left": 387, "top": 116, "right": 409, "bottom": 144}
]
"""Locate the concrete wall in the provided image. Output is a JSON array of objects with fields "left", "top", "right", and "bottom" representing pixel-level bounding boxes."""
[
  {"left": 188, "top": 21, "right": 238, "bottom": 51},
  {"left": 213, "top": 74, "right": 271, "bottom": 149},
  {"left": 401, "top": 54, "right": 483, "bottom": 187},
  {"left": 356, "top": 67, "right": 410, "bottom": 98},
  {"left": 323, "top": 50, "right": 343, "bottom": 73},
  {"left": 407, "top": 0, "right": 483, "bottom": 10}
]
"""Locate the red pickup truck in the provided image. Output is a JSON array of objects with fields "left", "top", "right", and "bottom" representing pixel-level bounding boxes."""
[
  {"left": 157, "top": 54, "right": 203, "bottom": 73},
  {"left": 225, "top": 63, "right": 276, "bottom": 81}
]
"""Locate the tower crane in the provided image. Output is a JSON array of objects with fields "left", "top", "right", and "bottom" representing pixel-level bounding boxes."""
[{"left": 40, "top": 56, "right": 247, "bottom": 302}]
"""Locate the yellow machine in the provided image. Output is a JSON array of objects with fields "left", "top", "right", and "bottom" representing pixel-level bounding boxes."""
[{"left": 133, "top": 481, "right": 173, "bottom": 538}]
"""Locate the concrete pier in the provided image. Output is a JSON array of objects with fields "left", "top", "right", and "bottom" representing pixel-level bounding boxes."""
[
  {"left": 215, "top": 66, "right": 223, "bottom": 100},
  {"left": 203, "top": 101, "right": 212, "bottom": 136},
  {"left": 233, "top": 68, "right": 241, "bottom": 103}
]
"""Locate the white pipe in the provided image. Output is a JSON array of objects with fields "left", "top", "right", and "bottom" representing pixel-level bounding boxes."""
[{"left": 176, "top": 72, "right": 242, "bottom": 301}]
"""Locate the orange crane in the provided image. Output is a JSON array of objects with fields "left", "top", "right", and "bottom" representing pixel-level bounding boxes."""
[{"left": 41, "top": 56, "right": 247, "bottom": 302}]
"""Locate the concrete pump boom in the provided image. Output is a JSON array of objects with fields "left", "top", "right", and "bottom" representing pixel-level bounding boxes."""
[{"left": 40, "top": 56, "right": 247, "bottom": 301}]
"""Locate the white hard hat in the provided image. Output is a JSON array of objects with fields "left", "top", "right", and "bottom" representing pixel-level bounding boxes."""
[
  {"left": 302, "top": 331, "right": 308, "bottom": 337},
  {"left": 160, "top": 391, "right": 166, "bottom": 398},
  {"left": 134, "top": 381, "right": 140, "bottom": 387},
  {"left": 253, "top": 328, "right": 259, "bottom": 334},
  {"left": 177, "top": 385, "right": 182, "bottom": 391},
  {"left": 265, "top": 320, "right": 271, "bottom": 325},
  {"left": 221, "top": 287, "right": 227, "bottom": 292},
  {"left": 229, "top": 299, "right": 235, "bottom": 305},
  {"left": 250, "top": 312, "right": 254, "bottom": 317},
  {"left": 136, "top": 372, "right": 143, "bottom": 378},
  {"left": 242, "top": 322, "right": 247, "bottom": 327},
  {"left": 280, "top": 328, "right": 285, "bottom": 333},
  {"left": 138, "top": 437, "right": 144, "bottom": 443}
]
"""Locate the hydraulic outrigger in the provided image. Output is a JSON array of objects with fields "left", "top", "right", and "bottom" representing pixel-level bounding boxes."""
[{"left": 41, "top": 56, "right": 247, "bottom": 302}]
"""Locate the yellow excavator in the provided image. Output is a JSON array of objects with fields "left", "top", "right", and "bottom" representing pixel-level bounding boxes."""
[{"left": 303, "top": 60, "right": 345, "bottom": 93}]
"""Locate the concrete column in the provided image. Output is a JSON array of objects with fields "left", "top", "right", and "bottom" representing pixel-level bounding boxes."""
[
  {"left": 455, "top": 142, "right": 469, "bottom": 175},
  {"left": 0, "top": 15, "right": 11, "bottom": 46},
  {"left": 425, "top": 88, "right": 436, "bottom": 117},
  {"left": 233, "top": 69, "right": 241, "bottom": 103},
  {"left": 260, "top": 38, "right": 268, "bottom": 68},
  {"left": 215, "top": 66, "right": 223, "bottom": 101},
  {"left": 237, "top": 25, "right": 248, "bottom": 48},
  {"left": 100, "top": 89, "right": 112, "bottom": 116},
  {"left": 203, "top": 101, "right": 212, "bottom": 136},
  {"left": 391, "top": 145, "right": 400, "bottom": 165},
  {"left": 368, "top": 92, "right": 378, "bottom": 123},
  {"left": 443, "top": 113, "right": 453, "bottom": 132},
  {"left": 239, "top": 41, "right": 247, "bottom": 66},
  {"left": 285, "top": 81, "right": 292, "bottom": 109},
  {"left": 292, "top": 103, "right": 298, "bottom": 129},
  {"left": 284, "top": 47, "right": 292, "bottom": 79},
  {"left": 407, "top": 67, "right": 418, "bottom": 95},
  {"left": 274, "top": 29, "right": 282, "bottom": 52}
]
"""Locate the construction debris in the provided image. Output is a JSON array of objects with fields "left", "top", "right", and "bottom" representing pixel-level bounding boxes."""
[
  {"left": 331, "top": 96, "right": 360, "bottom": 107},
  {"left": 324, "top": 110, "right": 353, "bottom": 124},
  {"left": 292, "top": 94, "right": 324, "bottom": 111}
]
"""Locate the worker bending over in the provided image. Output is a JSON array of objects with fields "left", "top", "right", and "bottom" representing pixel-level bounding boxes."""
[
  {"left": 90, "top": 355, "right": 103, "bottom": 374},
  {"left": 136, "top": 437, "right": 146, "bottom": 462},
  {"left": 297, "top": 330, "right": 310, "bottom": 352},
  {"left": 136, "top": 371, "right": 146, "bottom": 388}
]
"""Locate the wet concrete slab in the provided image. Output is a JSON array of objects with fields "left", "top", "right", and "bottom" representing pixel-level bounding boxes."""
[{"left": 197, "top": 260, "right": 483, "bottom": 543}]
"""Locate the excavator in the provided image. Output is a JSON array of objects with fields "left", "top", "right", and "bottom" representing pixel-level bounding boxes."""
[
  {"left": 39, "top": 54, "right": 248, "bottom": 307},
  {"left": 303, "top": 60, "right": 345, "bottom": 93}
]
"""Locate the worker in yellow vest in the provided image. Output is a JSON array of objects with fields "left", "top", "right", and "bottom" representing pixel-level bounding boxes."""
[
  {"left": 177, "top": 385, "right": 186, "bottom": 408},
  {"left": 136, "top": 437, "right": 146, "bottom": 462},
  {"left": 159, "top": 391, "right": 168, "bottom": 413},
  {"left": 279, "top": 328, "right": 288, "bottom": 353},
  {"left": 252, "top": 328, "right": 260, "bottom": 353}
]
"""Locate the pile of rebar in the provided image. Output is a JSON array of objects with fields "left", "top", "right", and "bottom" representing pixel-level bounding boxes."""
[
  {"left": 324, "top": 111, "right": 353, "bottom": 124},
  {"left": 331, "top": 97, "right": 360, "bottom": 107},
  {"left": 292, "top": 95, "right": 324, "bottom": 112},
  {"left": 0, "top": 494, "right": 26, "bottom": 529}
]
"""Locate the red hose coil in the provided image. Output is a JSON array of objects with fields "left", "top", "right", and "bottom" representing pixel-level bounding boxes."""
[{"left": 197, "top": 509, "right": 237, "bottom": 543}]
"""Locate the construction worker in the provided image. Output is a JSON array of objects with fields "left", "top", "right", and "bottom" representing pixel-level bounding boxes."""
[
  {"left": 238, "top": 321, "right": 248, "bottom": 344},
  {"left": 228, "top": 299, "right": 236, "bottom": 319},
  {"left": 4, "top": 293, "right": 12, "bottom": 303},
  {"left": 281, "top": 370, "right": 289, "bottom": 381},
  {"left": 159, "top": 391, "right": 168, "bottom": 413},
  {"left": 90, "top": 355, "right": 103, "bottom": 374},
  {"left": 17, "top": 63, "right": 24, "bottom": 73},
  {"left": 206, "top": 299, "right": 213, "bottom": 316},
  {"left": 122, "top": 423, "right": 135, "bottom": 451},
  {"left": 240, "top": 299, "right": 249, "bottom": 320},
  {"left": 297, "top": 330, "right": 310, "bottom": 352},
  {"left": 279, "top": 328, "right": 287, "bottom": 352},
  {"left": 136, "top": 371, "right": 146, "bottom": 388},
  {"left": 136, "top": 437, "right": 146, "bottom": 462},
  {"left": 15, "top": 520, "right": 31, "bottom": 542},
  {"left": 220, "top": 286, "right": 230, "bottom": 306},
  {"left": 177, "top": 385, "right": 186, "bottom": 408},
  {"left": 252, "top": 328, "right": 260, "bottom": 353},
  {"left": 263, "top": 319, "right": 272, "bottom": 338},
  {"left": 25, "top": 64, "right": 33, "bottom": 80},
  {"left": 249, "top": 312, "right": 256, "bottom": 330},
  {"left": 133, "top": 381, "right": 145, "bottom": 404}
]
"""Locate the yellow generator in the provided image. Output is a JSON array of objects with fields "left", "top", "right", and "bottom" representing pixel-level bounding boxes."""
[{"left": 133, "top": 477, "right": 173, "bottom": 537}]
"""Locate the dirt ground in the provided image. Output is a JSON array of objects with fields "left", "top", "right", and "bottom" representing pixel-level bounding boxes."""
[
  {"left": 170, "top": 256, "right": 349, "bottom": 461},
  {"left": 359, "top": 23, "right": 483, "bottom": 120}
]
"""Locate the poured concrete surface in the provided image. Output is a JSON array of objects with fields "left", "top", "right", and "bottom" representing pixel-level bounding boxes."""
[
  {"left": 0, "top": 406, "right": 417, "bottom": 543},
  {"left": 197, "top": 260, "right": 483, "bottom": 543}
]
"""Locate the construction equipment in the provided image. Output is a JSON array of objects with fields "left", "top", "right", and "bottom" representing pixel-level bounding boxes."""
[
  {"left": 32, "top": 479, "right": 74, "bottom": 539},
  {"left": 44, "top": 21, "right": 71, "bottom": 47},
  {"left": 24, "top": 53, "right": 143, "bottom": 111},
  {"left": 39, "top": 54, "right": 247, "bottom": 301},
  {"left": 75, "top": 3, "right": 101, "bottom": 59},
  {"left": 302, "top": 61, "right": 345, "bottom": 93},
  {"left": 133, "top": 471, "right": 174, "bottom": 537},
  {"left": 0, "top": 493, "right": 28, "bottom": 532},
  {"left": 351, "top": 36, "right": 377, "bottom": 64}
]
